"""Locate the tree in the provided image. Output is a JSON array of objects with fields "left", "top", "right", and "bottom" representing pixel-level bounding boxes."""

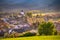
[
  {"left": 38, "top": 22, "right": 55, "bottom": 35},
  {"left": 26, "top": 12, "right": 32, "bottom": 18}
]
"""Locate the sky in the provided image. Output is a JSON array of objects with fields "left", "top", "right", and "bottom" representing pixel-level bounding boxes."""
[{"left": 0, "top": 0, "right": 60, "bottom": 12}]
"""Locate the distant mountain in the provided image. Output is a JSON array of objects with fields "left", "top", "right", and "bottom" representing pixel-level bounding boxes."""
[{"left": 0, "top": 0, "right": 60, "bottom": 12}]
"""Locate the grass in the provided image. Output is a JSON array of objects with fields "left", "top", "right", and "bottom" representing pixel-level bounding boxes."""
[{"left": 0, "top": 36, "right": 60, "bottom": 40}]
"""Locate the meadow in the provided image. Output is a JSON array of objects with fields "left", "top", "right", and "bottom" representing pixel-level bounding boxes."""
[{"left": 0, "top": 36, "right": 60, "bottom": 40}]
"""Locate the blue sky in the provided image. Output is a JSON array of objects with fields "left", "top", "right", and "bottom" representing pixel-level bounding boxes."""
[{"left": 0, "top": 0, "right": 60, "bottom": 11}]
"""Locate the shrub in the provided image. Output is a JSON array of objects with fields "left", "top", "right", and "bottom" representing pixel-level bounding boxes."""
[
  {"left": 54, "top": 31, "right": 57, "bottom": 35},
  {"left": 0, "top": 30, "right": 5, "bottom": 37},
  {"left": 38, "top": 22, "right": 55, "bottom": 35},
  {"left": 21, "top": 32, "right": 36, "bottom": 37}
]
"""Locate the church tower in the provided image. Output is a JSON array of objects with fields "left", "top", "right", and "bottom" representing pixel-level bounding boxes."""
[{"left": 20, "top": 10, "right": 25, "bottom": 16}]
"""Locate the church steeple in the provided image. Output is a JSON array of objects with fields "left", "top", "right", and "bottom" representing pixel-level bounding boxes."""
[{"left": 20, "top": 10, "right": 25, "bottom": 16}]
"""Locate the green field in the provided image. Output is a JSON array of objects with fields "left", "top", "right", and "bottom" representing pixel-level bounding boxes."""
[{"left": 0, "top": 36, "right": 60, "bottom": 40}]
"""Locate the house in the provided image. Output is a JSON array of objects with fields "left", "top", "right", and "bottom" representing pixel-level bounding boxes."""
[{"left": 54, "top": 21, "right": 60, "bottom": 34}]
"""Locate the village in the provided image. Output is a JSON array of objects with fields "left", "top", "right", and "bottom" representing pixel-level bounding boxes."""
[{"left": 0, "top": 10, "right": 60, "bottom": 37}]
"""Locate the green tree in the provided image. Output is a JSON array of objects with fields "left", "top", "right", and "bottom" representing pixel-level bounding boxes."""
[
  {"left": 38, "top": 22, "right": 55, "bottom": 35},
  {"left": 26, "top": 12, "right": 32, "bottom": 18}
]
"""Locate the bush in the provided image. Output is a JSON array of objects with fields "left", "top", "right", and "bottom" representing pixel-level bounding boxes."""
[
  {"left": 54, "top": 31, "right": 57, "bottom": 35},
  {"left": 38, "top": 22, "right": 55, "bottom": 35},
  {"left": 0, "top": 30, "right": 5, "bottom": 37},
  {"left": 21, "top": 32, "right": 36, "bottom": 37}
]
